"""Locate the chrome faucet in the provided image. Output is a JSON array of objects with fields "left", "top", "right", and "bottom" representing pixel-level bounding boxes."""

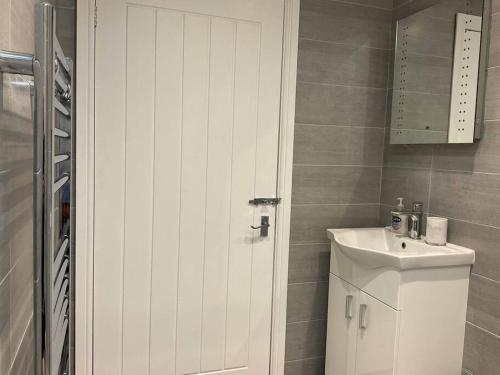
[{"left": 408, "top": 201, "right": 424, "bottom": 239}]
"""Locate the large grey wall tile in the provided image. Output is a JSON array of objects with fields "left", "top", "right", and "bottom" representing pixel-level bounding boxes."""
[
  {"left": 300, "top": 0, "right": 392, "bottom": 49},
  {"left": 285, "top": 320, "right": 328, "bottom": 361},
  {"left": 393, "top": 0, "right": 466, "bottom": 20},
  {"left": 463, "top": 323, "right": 500, "bottom": 374},
  {"left": 419, "top": 0, "right": 469, "bottom": 19},
  {"left": 287, "top": 282, "right": 329, "bottom": 323},
  {"left": 298, "top": 39, "right": 389, "bottom": 88},
  {"left": 485, "top": 67, "right": 500, "bottom": 121},
  {"left": 0, "top": 0, "right": 9, "bottom": 50},
  {"left": 9, "top": 319, "right": 33, "bottom": 375},
  {"left": 433, "top": 121, "right": 500, "bottom": 173},
  {"left": 10, "top": 251, "right": 33, "bottom": 361},
  {"left": 334, "top": 0, "right": 393, "bottom": 9},
  {"left": 489, "top": 14, "right": 500, "bottom": 68},
  {"left": 448, "top": 219, "right": 500, "bottom": 281},
  {"left": 383, "top": 143, "right": 433, "bottom": 169},
  {"left": 292, "top": 166, "right": 381, "bottom": 205},
  {"left": 295, "top": 82, "right": 387, "bottom": 127},
  {"left": 379, "top": 204, "right": 393, "bottom": 227},
  {"left": 285, "top": 357, "right": 326, "bottom": 375},
  {"left": 10, "top": 0, "right": 37, "bottom": 54},
  {"left": 494, "top": 0, "right": 500, "bottom": 14},
  {"left": 429, "top": 170, "right": 500, "bottom": 227},
  {"left": 290, "top": 204, "right": 380, "bottom": 243},
  {"left": 467, "top": 274, "right": 500, "bottom": 337},
  {"left": 380, "top": 167, "right": 431, "bottom": 207},
  {"left": 293, "top": 125, "right": 385, "bottom": 166},
  {"left": 0, "top": 278, "right": 10, "bottom": 375},
  {"left": 288, "top": 243, "right": 331, "bottom": 283}
]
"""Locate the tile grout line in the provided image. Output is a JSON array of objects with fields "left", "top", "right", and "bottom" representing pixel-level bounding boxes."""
[
  {"left": 470, "top": 272, "right": 500, "bottom": 285},
  {"left": 298, "top": 37, "right": 391, "bottom": 51},
  {"left": 294, "top": 164, "right": 384, "bottom": 168},
  {"left": 295, "top": 122, "right": 386, "bottom": 129},
  {"left": 286, "top": 318, "right": 328, "bottom": 326},
  {"left": 288, "top": 280, "right": 330, "bottom": 286},
  {"left": 466, "top": 321, "right": 500, "bottom": 340},
  {"left": 297, "top": 80, "right": 388, "bottom": 91},
  {"left": 284, "top": 355, "right": 325, "bottom": 364}
]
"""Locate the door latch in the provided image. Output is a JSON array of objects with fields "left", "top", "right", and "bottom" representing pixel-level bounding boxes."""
[
  {"left": 248, "top": 198, "right": 282, "bottom": 206},
  {"left": 250, "top": 216, "right": 270, "bottom": 237}
]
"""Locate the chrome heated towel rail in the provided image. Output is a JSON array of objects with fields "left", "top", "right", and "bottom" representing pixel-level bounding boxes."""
[{"left": 0, "top": 3, "right": 75, "bottom": 375}]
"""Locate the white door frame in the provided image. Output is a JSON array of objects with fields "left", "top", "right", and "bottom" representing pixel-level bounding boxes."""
[{"left": 75, "top": 1, "right": 300, "bottom": 373}]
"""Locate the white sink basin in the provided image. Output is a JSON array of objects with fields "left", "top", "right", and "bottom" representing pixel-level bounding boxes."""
[{"left": 327, "top": 227, "right": 475, "bottom": 270}]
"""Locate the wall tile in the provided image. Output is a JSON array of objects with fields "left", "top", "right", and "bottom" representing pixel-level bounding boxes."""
[
  {"left": 285, "top": 357, "right": 326, "bottom": 375},
  {"left": 299, "top": 0, "right": 392, "bottom": 49},
  {"left": 463, "top": 323, "right": 500, "bottom": 374},
  {"left": 484, "top": 67, "right": 500, "bottom": 121},
  {"left": 285, "top": 320, "right": 328, "bottom": 361},
  {"left": 9, "top": 319, "right": 33, "bottom": 375},
  {"left": 447, "top": 219, "right": 500, "bottom": 281},
  {"left": 10, "top": 0, "right": 37, "bottom": 54},
  {"left": 290, "top": 204, "right": 380, "bottom": 244},
  {"left": 292, "top": 166, "right": 382, "bottom": 205},
  {"left": 467, "top": 274, "right": 500, "bottom": 337},
  {"left": 54, "top": 0, "right": 76, "bottom": 8},
  {"left": 295, "top": 82, "right": 387, "bottom": 127},
  {"left": 493, "top": 0, "right": 500, "bottom": 15},
  {"left": 298, "top": 39, "right": 389, "bottom": 88},
  {"left": 55, "top": 6, "right": 76, "bottom": 59},
  {"left": 432, "top": 121, "right": 500, "bottom": 174},
  {"left": 489, "top": 14, "right": 500, "bottom": 68},
  {"left": 10, "top": 251, "right": 33, "bottom": 363},
  {"left": 0, "top": 278, "right": 10, "bottom": 375},
  {"left": 429, "top": 170, "right": 500, "bottom": 227},
  {"left": 379, "top": 203, "right": 393, "bottom": 227},
  {"left": 0, "top": 0, "right": 9, "bottom": 50},
  {"left": 335, "top": 0, "right": 393, "bottom": 9},
  {"left": 287, "top": 282, "right": 329, "bottom": 323},
  {"left": 383, "top": 143, "right": 433, "bottom": 169},
  {"left": 293, "top": 125, "right": 385, "bottom": 166},
  {"left": 393, "top": 0, "right": 466, "bottom": 20},
  {"left": 380, "top": 167, "right": 431, "bottom": 207},
  {"left": 288, "top": 243, "right": 331, "bottom": 283}
]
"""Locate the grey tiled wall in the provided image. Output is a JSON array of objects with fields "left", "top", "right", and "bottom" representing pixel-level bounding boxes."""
[
  {"left": 288, "top": 0, "right": 500, "bottom": 373},
  {"left": 285, "top": 0, "right": 391, "bottom": 373},
  {"left": 380, "top": 0, "right": 500, "bottom": 373}
]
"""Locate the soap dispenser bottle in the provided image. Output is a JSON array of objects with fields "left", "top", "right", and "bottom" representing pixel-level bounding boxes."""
[{"left": 391, "top": 197, "right": 409, "bottom": 235}]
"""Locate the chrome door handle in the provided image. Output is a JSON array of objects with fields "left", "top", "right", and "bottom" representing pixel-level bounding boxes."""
[
  {"left": 345, "top": 295, "right": 354, "bottom": 319},
  {"left": 250, "top": 216, "right": 270, "bottom": 237},
  {"left": 359, "top": 304, "right": 368, "bottom": 329}
]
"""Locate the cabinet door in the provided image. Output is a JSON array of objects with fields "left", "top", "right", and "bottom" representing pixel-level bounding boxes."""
[
  {"left": 325, "top": 274, "right": 358, "bottom": 375},
  {"left": 355, "top": 291, "right": 399, "bottom": 375}
]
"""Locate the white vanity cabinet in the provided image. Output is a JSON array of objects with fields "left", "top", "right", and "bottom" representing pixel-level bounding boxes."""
[
  {"left": 326, "top": 274, "right": 399, "bottom": 375},
  {"left": 325, "top": 228, "right": 474, "bottom": 375}
]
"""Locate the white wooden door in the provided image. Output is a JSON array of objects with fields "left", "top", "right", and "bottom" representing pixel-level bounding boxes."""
[
  {"left": 355, "top": 292, "right": 399, "bottom": 375},
  {"left": 325, "top": 274, "right": 358, "bottom": 375},
  {"left": 93, "top": 0, "right": 284, "bottom": 374}
]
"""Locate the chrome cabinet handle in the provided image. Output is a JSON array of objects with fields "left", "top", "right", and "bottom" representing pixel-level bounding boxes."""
[
  {"left": 345, "top": 295, "right": 354, "bottom": 319},
  {"left": 359, "top": 304, "right": 368, "bottom": 329}
]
